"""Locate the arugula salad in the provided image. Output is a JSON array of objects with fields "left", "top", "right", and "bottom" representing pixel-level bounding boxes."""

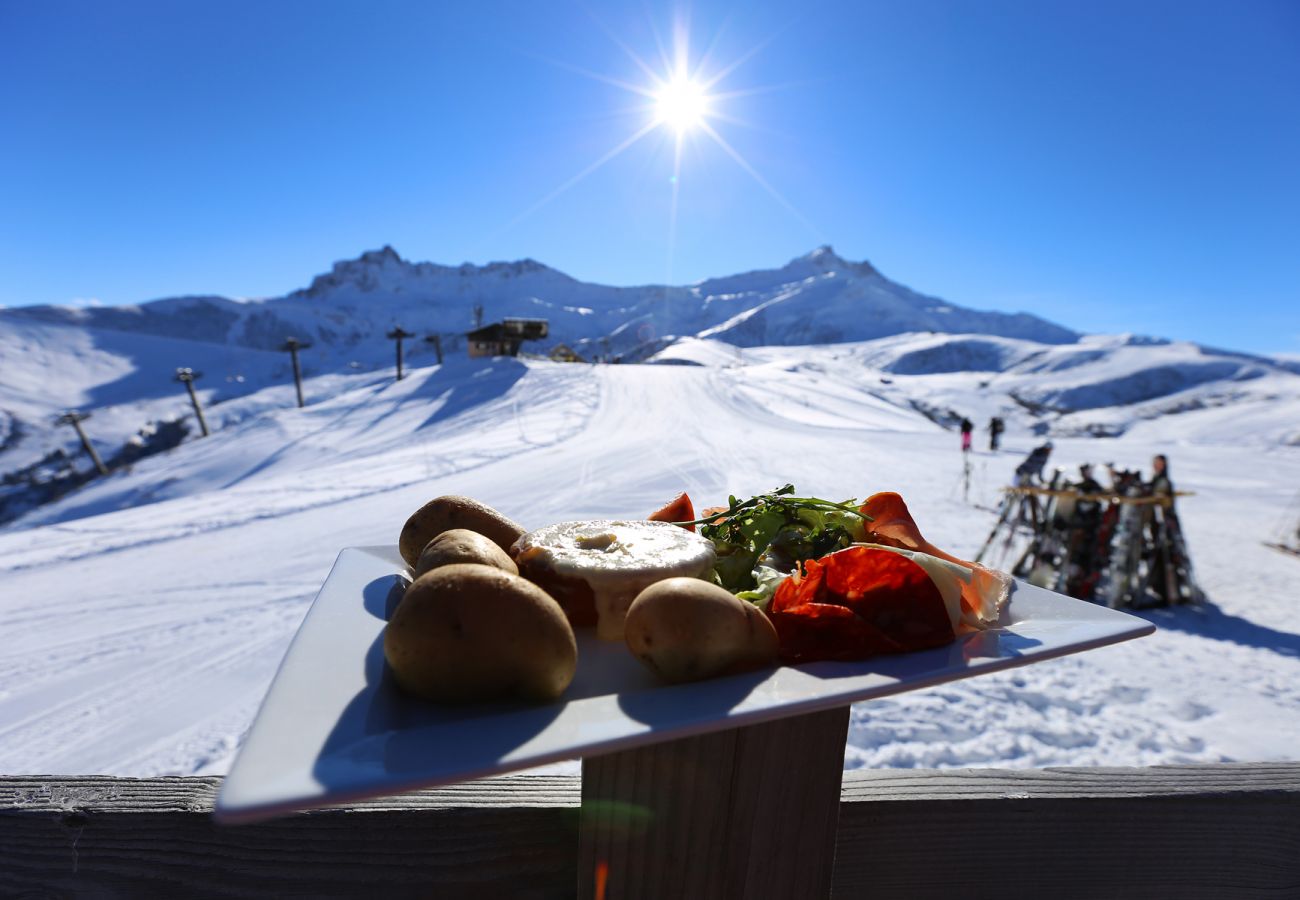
[{"left": 678, "top": 484, "right": 873, "bottom": 605}]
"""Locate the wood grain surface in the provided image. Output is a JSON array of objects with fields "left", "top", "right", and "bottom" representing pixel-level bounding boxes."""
[
  {"left": 833, "top": 763, "right": 1300, "bottom": 899},
  {"left": 577, "top": 706, "right": 851, "bottom": 899},
  {"left": 2, "top": 764, "right": 1298, "bottom": 898},
  {"left": 0, "top": 774, "right": 580, "bottom": 899}
]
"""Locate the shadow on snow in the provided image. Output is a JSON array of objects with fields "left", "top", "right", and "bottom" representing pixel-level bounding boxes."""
[{"left": 1131, "top": 600, "right": 1300, "bottom": 659}]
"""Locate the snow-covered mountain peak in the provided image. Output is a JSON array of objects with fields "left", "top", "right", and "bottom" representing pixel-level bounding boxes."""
[
  {"left": 782, "top": 245, "right": 880, "bottom": 280},
  {"left": 293, "top": 246, "right": 571, "bottom": 302},
  {"left": 804, "top": 244, "right": 842, "bottom": 266},
  {"left": 296, "top": 245, "right": 413, "bottom": 298},
  {"left": 459, "top": 257, "right": 564, "bottom": 280},
  {"left": 357, "top": 245, "right": 404, "bottom": 267},
  {"left": 691, "top": 245, "right": 882, "bottom": 298}
]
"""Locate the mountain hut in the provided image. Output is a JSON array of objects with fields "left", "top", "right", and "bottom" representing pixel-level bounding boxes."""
[
  {"left": 466, "top": 318, "right": 549, "bottom": 358},
  {"left": 548, "top": 343, "right": 586, "bottom": 363}
]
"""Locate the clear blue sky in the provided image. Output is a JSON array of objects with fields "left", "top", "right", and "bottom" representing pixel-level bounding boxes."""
[{"left": 2, "top": 0, "right": 1297, "bottom": 354}]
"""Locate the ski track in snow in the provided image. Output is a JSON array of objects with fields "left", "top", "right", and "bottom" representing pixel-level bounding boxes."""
[{"left": 0, "top": 354, "right": 1298, "bottom": 777}]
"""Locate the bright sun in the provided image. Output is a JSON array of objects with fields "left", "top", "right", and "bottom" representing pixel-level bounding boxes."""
[
  {"left": 510, "top": 19, "right": 813, "bottom": 282},
  {"left": 653, "top": 75, "right": 709, "bottom": 134}
]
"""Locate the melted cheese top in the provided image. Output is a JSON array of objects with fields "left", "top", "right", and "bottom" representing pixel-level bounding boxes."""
[{"left": 516, "top": 520, "right": 716, "bottom": 640}]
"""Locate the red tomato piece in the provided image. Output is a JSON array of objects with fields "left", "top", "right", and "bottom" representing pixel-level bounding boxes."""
[{"left": 647, "top": 492, "right": 696, "bottom": 531}]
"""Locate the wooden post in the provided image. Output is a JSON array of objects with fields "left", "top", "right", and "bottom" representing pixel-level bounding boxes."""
[
  {"left": 280, "top": 337, "right": 311, "bottom": 408},
  {"left": 56, "top": 410, "right": 108, "bottom": 476},
  {"left": 424, "top": 334, "right": 443, "bottom": 365},
  {"left": 577, "top": 706, "right": 850, "bottom": 899},
  {"left": 174, "top": 368, "right": 210, "bottom": 437},
  {"left": 386, "top": 327, "right": 414, "bottom": 381}
]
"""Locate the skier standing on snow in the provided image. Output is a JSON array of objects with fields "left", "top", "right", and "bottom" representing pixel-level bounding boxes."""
[
  {"left": 1148, "top": 454, "right": 1174, "bottom": 503},
  {"left": 1077, "top": 463, "right": 1103, "bottom": 500},
  {"left": 959, "top": 417, "right": 974, "bottom": 453},
  {"left": 1144, "top": 454, "right": 1190, "bottom": 605},
  {"left": 1073, "top": 464, "right": 1105, "bottom": 541},
  {"left": 988, "top": 416, "right": 1004, "bottom": 451},
  {"left": 1064, "top": 463, "right": 1106, "bottom": 599},
  {"left": 1013, "top": 441, "right": 1053, "bottom": 486}
]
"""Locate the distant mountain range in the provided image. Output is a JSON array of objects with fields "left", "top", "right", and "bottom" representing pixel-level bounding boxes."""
[
  {"left": 2, "top": 246, "right": 1296, "bottom": 526},
  {"left": 2, "top": 245, "right": 1078, "bottom": 361}
]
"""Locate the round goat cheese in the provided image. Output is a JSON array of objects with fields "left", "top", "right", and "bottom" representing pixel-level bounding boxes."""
[{"left": 512, "top": 520, "right": 717, "bottom": 641}]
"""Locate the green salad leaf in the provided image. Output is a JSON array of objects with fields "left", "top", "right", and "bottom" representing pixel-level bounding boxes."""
[
  {"left": 735, "top": 564, "right": 788, "bottom": 609},
  {"left": 678, "top": 484, "right": 872, "bottom": 594}
]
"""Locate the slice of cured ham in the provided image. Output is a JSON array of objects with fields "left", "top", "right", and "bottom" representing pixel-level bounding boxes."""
[
  {"left": 859, "top": 492, "right": 1011, "bottom": 631},
  {"left": 769, "top": 546, "right": 955, "bottom": 662}
]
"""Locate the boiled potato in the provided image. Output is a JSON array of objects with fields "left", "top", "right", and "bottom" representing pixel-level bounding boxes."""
[
  {"left": 624, "top": 577, "right": 779, "bottom": 683},
  {"left": 414, "top": 528, "right": 518, "bottom": 579},
  {"left": 384, "top": 563, "right": 576, "bottom": 703},
  {"left": 399, "top": 495, "right": 525, "bottom": 567}
]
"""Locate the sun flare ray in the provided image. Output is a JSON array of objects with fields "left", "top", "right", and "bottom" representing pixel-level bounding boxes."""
[
  {"left": 501, "top": 120, "right": 660, "bottom": 233},
  {"left": 698, "top": 120, "right": 821, "bottom": 239},
  {"left": 699, "top": 28, "right": 781, "bottom": 92},
  {"left": 581, "top": 5, "right": 665, "bottom": 85},
  {"left": 666, "top": 132, "right": 685, "bottom": 281},
  {"left": 692, "top": 14, "right": 734, "bottom": 81},
  {"left": 709, "top": 79, "right": 825, "bottom": 103},
  {"left": 493, "top": 12, "right": 819, "bottom": 260},
  {"left": 528, "top": 53, "right": 658, "bottom": 99}
]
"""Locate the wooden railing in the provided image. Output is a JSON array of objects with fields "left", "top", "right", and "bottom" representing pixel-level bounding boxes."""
[{"left": 3, "top": 763, "right": 1298, "bottom": 898}]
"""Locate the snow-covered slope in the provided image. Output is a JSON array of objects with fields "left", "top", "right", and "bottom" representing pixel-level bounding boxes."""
[
  {"left": 6, "top": 244, "right": 1297, "bottom": 520},
  {"left": 0, "top": 245, "right": 1088, "bottom": 504},
  {"left": 9, "top": 329, "right": 1295, "bottom": 531},
  {"left": 0, "top": 316, "right": 289, "bottom": 474},
  {"left": 653, "top": 334, "right": 1300, "bottom": 447},
  {"left": 1, "top": 353, "right": 1298, "bottom": 778}
]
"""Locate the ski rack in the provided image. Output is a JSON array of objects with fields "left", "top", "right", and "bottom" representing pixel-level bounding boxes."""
[
  {"left": 977, "top": 484, "right": 1203, "bottom": 608},
  {"left": 1001, "top": 486, "right": 1195, "bottom": 506}
]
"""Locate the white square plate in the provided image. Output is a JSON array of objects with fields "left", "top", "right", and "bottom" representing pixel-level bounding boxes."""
[{"left": 215, "top": 545, "right": 1154, "bottom": 822}]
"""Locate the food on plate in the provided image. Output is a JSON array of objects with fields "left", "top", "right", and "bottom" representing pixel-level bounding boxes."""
[
  {"left": 670, "top": 486, "right": 1011, "bottom": 665},
  {"left": 383, "top": 486, "right": 1011, "bottom": 701},
  {"left": 767, "top": 546, "right": 956, "bottom": 661},
  {"left": 647, "top": 492, "right": 696, "bottom": 531},
  {"left": 414, "top": 528, "right": 518, "bottom": 579},
  {"left": 512, "top": 520, "right": 717, "bottom": 641},
  {"left": 384, "top": 563, "right": 577, "bottom": 703},
  {"left": 399, "top": 495, "right": 525, "bottom": 567},
  {"left": 859, "top": 492, "right": 1011, "bottom": 629},
  {"left": 691, "top": 485, "right": 871, "bottom": 597},
  {"left": 624, "top": 577, "right": 779, "bottom": 682}
]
